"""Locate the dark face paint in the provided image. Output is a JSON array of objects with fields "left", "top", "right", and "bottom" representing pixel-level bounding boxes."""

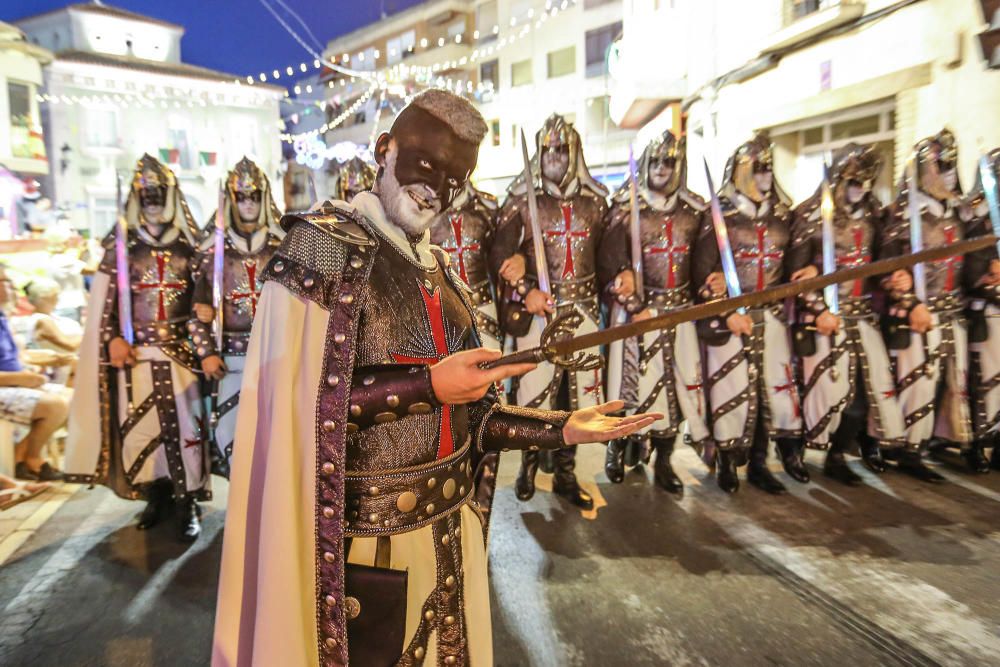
[
  {"left": 385, "top": 106, "right": 479, "bottom": 209},
  {"left": 139, "top": 187, "right": 166, "bottom": 208}
]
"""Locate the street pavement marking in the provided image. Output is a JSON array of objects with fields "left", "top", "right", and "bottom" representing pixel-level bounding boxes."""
[{"left": 0, "top": 483, "right": 80, "bottom": 567}]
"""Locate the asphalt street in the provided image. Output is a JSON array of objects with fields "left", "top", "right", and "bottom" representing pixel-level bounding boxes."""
[{"left": 1, "top": 445, "right": 999, "bottom": 666}]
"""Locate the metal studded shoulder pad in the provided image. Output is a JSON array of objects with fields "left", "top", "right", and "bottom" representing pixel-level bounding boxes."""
[
  {"left": 264, "top": 206, "right": 378, "bottom": 309},
  {"left": 679, "top": 188, "right": 708, "bottom": 212}
]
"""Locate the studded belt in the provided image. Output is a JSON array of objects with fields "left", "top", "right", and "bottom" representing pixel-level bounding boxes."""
[
  {"left": 646, "top": 286, "right": 691, "bottom": 310},
  {"left": 839, "top": 296, "right": 875, "bottom": 318},
  {"left": 926, "top": 292, "right": 963, "bottom": 314},
  {"left": 552, "top": 275, "right": 597, "bottom": 304},
  {"left": 467, "top": 279, "right": 494, "bottom": 307},
  {"left": 133, "top": 317, "right": 186, "bottom": 346},
  {"left": 343, "top": 439, "right": 475, "bottom": 538},
  {"left": 222, "top": 332, "right": 252, "bottom": 356}
]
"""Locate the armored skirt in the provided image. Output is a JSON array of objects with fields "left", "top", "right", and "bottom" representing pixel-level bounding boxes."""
[
  {"left": 705, "top": 306, "right": 802, "bottom": 450},
  {"left": 800, "top": 307, "right": 906, "bottom": 449},
  {"left": 212, "top": 282, "right": 492, "bottom": 667}
]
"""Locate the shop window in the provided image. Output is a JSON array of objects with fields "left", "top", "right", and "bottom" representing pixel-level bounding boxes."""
[
  {"left": 8, "top": 82, "right": 42, "bottom": 159},
  {"left": 585, "top": 21, "right": 622, "bottom": 77},
  {"left": 511, "top": 59, "right": 532, "bottom": 87},
  {"left": 547, "top": 46, "right": 576, "bottom": 78},
  {"left": 831, "top": 114, "right": 880, "bottom": 141},
  {"left": 84, "top": 108, "right": 118, "bottom": 148}
]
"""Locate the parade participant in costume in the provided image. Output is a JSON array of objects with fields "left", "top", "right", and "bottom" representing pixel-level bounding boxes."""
[
  {"left": 691, "top": 133, "right": 806, "bottom": 494},
  {"left": 787, "top": 143, "right": 906, "bottom": 485},
  {"left": 65, "top": 154, "right": 209, "bottom": 542},
  {"left": 957, "top": 148, "right": 1000, "bottom": 471},
  {"left": 333, "top": 157, "right": 376, "bottom": 203},
  {"left": 188, "top": 157, "right": 284, "bottom": 477},
  {"left": 490, "top": 114, "right": 632, "bottom": 510},
  {"left": 880, "top": 130, "right": 973, "bottom": 481},
  {"left": 603, "top": 131, "right": 711, "bottom": 494},
  {"left": 212, "top": 90, "right": 659, "bottom": 667},
  {"left": 429, "top": 180, "right": 501, "bottom": 349}
]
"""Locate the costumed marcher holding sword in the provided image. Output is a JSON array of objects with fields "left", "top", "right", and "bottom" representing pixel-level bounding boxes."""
[
  {"left": 956, "top": 149, "right": 1000, "bottom": 471},
  {"left": 429, "top": 180, "right": 501, "bottom": 350},
  {"left": 65, "top": 154, "right": 209, "bottom": 542},
  {"left": 786, "top": 143, "right": 907, "bottom": 485},
  {"left": 491, "top": 114, "right": 633, "bottom": 509},
  {"left": 188, "top": 157, "right": 285, "bottom": 477},
  {"left": 691, "top": 133, "right": 808, "bottom": 495},
  {"left": 880, "top": 130, "right": 974, "bottom": 481},
  {"left": 212, "top": 90, "right": 662, "bottom": 666},
  {"left": 604, "top": 131, "right": 713, "bottom": 495}
]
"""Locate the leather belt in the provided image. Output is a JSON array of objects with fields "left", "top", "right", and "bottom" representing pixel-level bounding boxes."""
[
  {"left": 467, "top": 279, "right": 494, "bottom": 307},
  {"left": 926, "top": 292, "right": 962, "bottom": 314},
  {"left": 222, "top": 332, "right": 252, "bottom": 356},
  {"left": 344, "top": 439, "right": 474, "bottom": 537},
  {"left": 840, "top": 296, "right": 875, "bottom": 318},
  {"left": 133, "top": 317, "right": 186, "bottom": 346},
  {"left": 552, "top": 274, "right": 597, "bottom": 304},
  {"left": 646, "top": 286, "right": 690, "bottom": 310}
]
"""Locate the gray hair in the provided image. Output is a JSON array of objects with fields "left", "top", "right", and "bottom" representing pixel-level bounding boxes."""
[
  {"left": 24, "top": 278, "right": 59, "bottom": 305},
  {"left": 408, "top": 89, "right": 487, "bottom": 145}
]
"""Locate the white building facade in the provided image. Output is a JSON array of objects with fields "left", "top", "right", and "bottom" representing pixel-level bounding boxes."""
[
  {"left": 16, "top": 3, "right": 285, "bottom": 238},
  {"left": 611, "top": 0, "right": 1000, "bottom": 204}
]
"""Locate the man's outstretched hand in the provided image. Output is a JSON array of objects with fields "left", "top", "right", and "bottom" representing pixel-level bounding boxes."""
[
  {"left": 430, "top": 348, "right": 536, "bottom": 404},
  {"left": 563, "top": 400, "right": 663, "bottom": 445}
]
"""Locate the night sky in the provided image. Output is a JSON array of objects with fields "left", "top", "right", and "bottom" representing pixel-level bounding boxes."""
[{"left": 2, "top": 0, "right": 425, "bottom": 78}]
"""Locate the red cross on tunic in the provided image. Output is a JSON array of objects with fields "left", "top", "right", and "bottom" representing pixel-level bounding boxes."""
[
  {"left": 929, "top": 226, "right": 961, "bottom": 291},
  {"left": 583, "top": 369, "right": 602, "bottom": 401},
  {"left": 773, "top": 363, "right": 801, "bottom": 418},
  {"left": 229, "top": 260, "right": 261, "bottom": 318},
  {"left": 735, "top": 224, "right": 782, "bottom": 291},
  {"left": 836, "top": 227, "right": 872, "bottom": 297},
  {"left": 390, "top": 281, "right": 456, "bottom": 459},
  {"left": 646, "top": 216, "right": 689, "bottom": 288},
  {"left": 684, "top": 378, "right": 705, "bottom": 418},
  {"left": 135, "top": 252, "right": 186, "bottom": 321},
  {"left": 545, "top": 202, "right": 590, "bottom": 280},
  {"left": 441, "top": 213, "right": 480, "bottom": 284}
]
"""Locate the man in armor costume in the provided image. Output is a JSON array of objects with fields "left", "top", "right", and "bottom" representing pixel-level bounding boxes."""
[
  {"left": 880, "top": 130, "right": 974, "bottom": 481},
  {"left": 65, "top": 154, "right": 209, "bottom": 541},
  {"left": 691, "top": 133, "right": 807, "bottom": 494},
  {"left": 332, "top": 156, "right": 376, "bottom": 202},
  {"left": 428, "top": 180, "right": 501, "bottom": 349},
  {"left": 956, "top": 149, "right": 1000, "bottom": 471},
  {"left": 188, "top": 157, "right": 285, "bottom": 477},
  {"left": 212, "top": 90, "right": 658, "bottom": 667},
  {"left": 786, "top": 143, "right": 907, "bottom": 485},
  {"left": 603, "top": 131, "right": 712, "bottom": 495},
  {"left": 490, "top": 114, "right": 632, "bottom": 509}
]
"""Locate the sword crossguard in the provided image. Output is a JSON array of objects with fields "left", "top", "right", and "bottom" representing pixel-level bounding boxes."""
[{"left": 539, "top": 311, "right": 602, "bottom": 371}]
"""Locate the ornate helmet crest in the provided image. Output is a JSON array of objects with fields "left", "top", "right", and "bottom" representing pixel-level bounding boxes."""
[
  {"left": 536, "top": 114, "right": 581, "bottom": 191},
  {"left": 227, "top": 157, "right": 264, "bottom": 198},
  {"left": 914, "top": 129, "right": 961, "bottom": 200},
  {"left": 830, "top": 142, "right": 882, "bottom": 210},
  {"left": 641, "top": 130, "right": 685, "bottom": 197},
  {"left": 723, "top": 133, "right": 776, "bottom": 203},
  {"left": 132, "top": 153, "right": 175, "bottom": 208}
]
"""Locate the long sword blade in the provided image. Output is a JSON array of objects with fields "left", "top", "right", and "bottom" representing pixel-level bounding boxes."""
[
  {"left": 114, "top": 171, "right": 134, "bottom": 345},
  {"left": 820, "top": 162, "right": 839, "bottom": 313},
  {"left": 906, "top": 157, "right": 928, "bottom": 301},
  {"left": 627, "top": 145, "right": 644, "bottom": 297},
  {"left": 978, "top": 155, "right": 1000, "bottom": 257},
  {"left": 212, "top": 184, "right": 225, "bottom": 351},
  {"left": 521, "top": 129, "right": 551, "bottom": 297},
  {"left": 486, "top": 235, "right": 997, "bottom": 368},
  {"left": 703, "top": 158, "right": 745, "bottom": 314}
]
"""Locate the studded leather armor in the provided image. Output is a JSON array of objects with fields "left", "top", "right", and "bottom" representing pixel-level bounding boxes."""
[
  {"left": 188, "top": 231, "right": 282, "bottom": 359},
  {"left": 429, "top": 186, "right": 497, "bottom": 290},
  {"left": 724, "top": 198, "right": 792, "bottom": 293}
]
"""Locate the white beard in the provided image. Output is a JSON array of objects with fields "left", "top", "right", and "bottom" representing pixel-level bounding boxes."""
[{"left": 378, "top": 152, "right": 439, "bottom": 237}]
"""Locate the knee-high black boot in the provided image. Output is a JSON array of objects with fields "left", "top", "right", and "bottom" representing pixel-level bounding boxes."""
[
  {"left": 552, "top": 446, "right": 593, "bottom": 510},
  {"left": 652, "top": 436, "right": 683, "bottom": 495},
  {"left": 823, "top": 414, "right": 863, "bottom": 486},
  {"left": 747, "top": 435, "right": 787, "bottom": 495},
  {"left": 605, "top": 439, "right": 627, "bottom": 484},
  {"left": 515, "top": 450, "right": 540, "bottom": 501},
  {"left": 776, "top": 437, "right": 810, "bottom": 484}
]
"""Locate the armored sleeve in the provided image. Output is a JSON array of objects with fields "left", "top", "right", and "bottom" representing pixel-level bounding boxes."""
[
  {"left": 186, "top": 250, "right": 217, "bottom": 360},
  {"left": 476, "top": 402, "right": 570, "bottom": 453},
  {"left": 786, "top": 201, "right": 827, "bottom": 317}
]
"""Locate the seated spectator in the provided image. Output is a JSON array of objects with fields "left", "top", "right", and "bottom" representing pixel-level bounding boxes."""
[
  {"left": 0, "top": 266, "right": 70, "bottom": 481},
  {"left": 19, "top": 279, "right": 81, "bottom": 386}
]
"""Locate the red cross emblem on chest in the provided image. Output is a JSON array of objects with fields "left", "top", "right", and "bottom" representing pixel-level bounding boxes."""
[
  {"left": 646, "top": 216, "right": 689, "bottom": 288},
  {"left": 836, "top": 226, "right": 872, "bottom": 297},
  {"left": 929, "top": 226, "right": 961, "bottom": 292},
  {"left": 228, "top": 259, "right": 261, "bottom": 318},
  {"left": 441, "top": 213, "right": 480, "bottom": 284},
  {"left": 545, "top": 202, "right": 590, "bottom": 280},
  {"left": 136, "top": 251, "right": 186, "bottom": 321},
  {"left": 773, "top": 363, "right": 801, "bottom": 418},
  {"left": 735, "top": 224, "right": 782, "bottom": 291},
  {"left": 390, "top": 281, "right": 457, "bottom": 459}
]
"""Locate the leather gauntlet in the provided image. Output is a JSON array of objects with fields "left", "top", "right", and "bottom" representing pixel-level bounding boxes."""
[
  {"left": 348, "top": 365, "right": 442, "bottom": 431},
  {"left": 477, "top": 403, "right": 570, "bottom": 453},
  {"left": 187, "top": 317, "right": 218, "bottom": 360}
]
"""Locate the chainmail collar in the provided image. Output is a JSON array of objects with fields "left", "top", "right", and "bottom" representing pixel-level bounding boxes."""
[{"left": 352, "top": 192, "right": 437, "bottom": 270}]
